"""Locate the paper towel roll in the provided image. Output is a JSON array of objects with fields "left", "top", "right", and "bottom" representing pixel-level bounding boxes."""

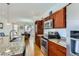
[{"left": 75, "top": 40, "right": 79, "bottom": 53}]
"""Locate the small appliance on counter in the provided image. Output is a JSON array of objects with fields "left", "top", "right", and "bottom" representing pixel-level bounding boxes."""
[
  {"left": 44, "top": 30, "right": 61, "bottom": 39},
  {"left": 70, "top": 31, "right": 79, "bottom": 55},
  {"left": 48, "top": 31, "right": 61, "bottom": 39}
]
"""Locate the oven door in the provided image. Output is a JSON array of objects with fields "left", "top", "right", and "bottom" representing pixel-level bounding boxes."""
[{"left": 41, "top": 37, "right": 48, "bottom": 56}]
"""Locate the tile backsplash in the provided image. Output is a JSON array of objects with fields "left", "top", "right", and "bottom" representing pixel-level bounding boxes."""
[{"left": 44, "top": 29, "right": 67, "bottom": 38}]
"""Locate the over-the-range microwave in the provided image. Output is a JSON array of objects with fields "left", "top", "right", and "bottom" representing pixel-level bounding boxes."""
[{"left": 44, "top": 19, "right": 53, "bottom": 29}]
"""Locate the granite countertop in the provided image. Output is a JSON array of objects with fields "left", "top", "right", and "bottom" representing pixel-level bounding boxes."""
[
  {"left": 0, "top": 36, "right": 25, "bottom": 56},
  {"left": 49, "top": 38, "right": 66, "bottom": 48}
]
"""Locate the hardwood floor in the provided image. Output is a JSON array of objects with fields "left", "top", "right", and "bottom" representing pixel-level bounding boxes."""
[
  {"left": 25, "top": 37, "right": 43, "bottom": 56},
  {"left": 34, "top": 44, "right": 44, "bottom": 56}
]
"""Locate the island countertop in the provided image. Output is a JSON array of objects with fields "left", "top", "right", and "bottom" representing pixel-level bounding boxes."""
[{"left": 0, "top": 36, "right": 25, "bottom": 56}]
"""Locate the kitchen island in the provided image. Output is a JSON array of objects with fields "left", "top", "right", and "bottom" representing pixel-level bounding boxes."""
[{"left": 0, "top": 36, "right": 25, "bottom": 56}]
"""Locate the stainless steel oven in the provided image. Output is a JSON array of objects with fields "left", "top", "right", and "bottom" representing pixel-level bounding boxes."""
[{"left": 41, "top": 37, "right": 48, "bottom": 56}]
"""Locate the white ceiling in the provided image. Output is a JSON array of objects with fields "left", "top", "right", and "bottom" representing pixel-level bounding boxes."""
[{"left": 0, "top": 3, "right": 55, "bottom": 23}]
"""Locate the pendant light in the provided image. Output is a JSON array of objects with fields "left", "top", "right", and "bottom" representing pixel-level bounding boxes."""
[{"left": 6, "top": 3, "right": 11, "bottom": 25}]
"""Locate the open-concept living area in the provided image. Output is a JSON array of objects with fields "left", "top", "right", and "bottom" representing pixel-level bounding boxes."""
[{"left": 0, "top": 3, "right": 79, "bottom": 56}]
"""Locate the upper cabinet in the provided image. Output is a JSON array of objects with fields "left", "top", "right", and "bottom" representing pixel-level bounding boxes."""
[
  {"left": 51, "top": 8, "right": 66, "bottom": 28},
  {"left": 35, "top": 7, "right": 66, "bottom": 32},
  {"left": 43, "top": 7, "right": 66, "bottom": 29},
  {"left": 35, "top": 20, "right": 44, "bottom": 35}
]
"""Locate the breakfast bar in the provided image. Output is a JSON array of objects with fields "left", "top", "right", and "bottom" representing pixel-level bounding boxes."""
[{"left": 0, "top": 36, "right": 25, "bottom": 56}]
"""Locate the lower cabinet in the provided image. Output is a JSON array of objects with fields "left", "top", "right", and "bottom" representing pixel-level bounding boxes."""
[
  {"left": 35, "top": 35, "right": 41, "bottom": 48},
  {"left": 48, "top": 41, "right": 66, "bottom": 56}
]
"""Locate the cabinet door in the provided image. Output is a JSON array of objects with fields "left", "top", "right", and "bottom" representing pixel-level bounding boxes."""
[
  {"left": 35, "top": 35, "right": 41, "bottom": 48},
  {"left": 36, "top": 20, "right": 44, "bottom": 34},
  {"left": 48, "top": 41, "right": 66, "bottom": 56},
  {"left": 53, "top": 8, "right": 66, "bottom": 28}
]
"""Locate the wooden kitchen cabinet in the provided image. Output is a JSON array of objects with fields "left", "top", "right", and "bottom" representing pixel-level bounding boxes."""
[
  {"left": 50, "top": 8, "right": 66, "bottom": 28},
  {"left": 35, "top": 20, "right": 44, "bottom": 34},
  {"left": 35, "top": 35, "right": 41, "bottom": 48},
  {"left": 48, "top": 40, "right": 66, "bottom": 56},
  {"left": 43, "top": 8, "right": 66, "bottom": 28},
  {"left": 35, "top": 20, "right": 44, "bottom": 48}
]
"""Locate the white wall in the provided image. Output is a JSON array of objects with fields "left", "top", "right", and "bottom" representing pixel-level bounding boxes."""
[{"left": 67, "top": 4, "right": 79, "bottom": 30}]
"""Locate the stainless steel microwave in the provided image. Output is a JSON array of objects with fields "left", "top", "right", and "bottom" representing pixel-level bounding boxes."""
[{"left": 44, "top": 19, "right": 53, "bottom": 29}]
